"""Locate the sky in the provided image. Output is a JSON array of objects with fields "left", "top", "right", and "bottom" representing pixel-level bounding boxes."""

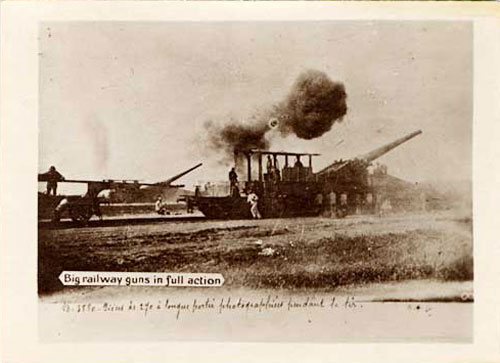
[{"left": 39, "top": 21, "right": 472, "bottom": 194}]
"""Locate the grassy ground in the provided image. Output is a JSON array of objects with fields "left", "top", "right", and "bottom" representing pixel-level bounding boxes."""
[{"left": 38, "top": 211, "right": 472, "bottom": 295}]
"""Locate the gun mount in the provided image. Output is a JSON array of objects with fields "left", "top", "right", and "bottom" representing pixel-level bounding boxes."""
[
  {"left": 195, "top": 130, "right": 422, "bottom": 219},
  {"left": 38, "top": 163, "right": 203, "bottom": 223},
  {"left": 316, "top": 130, "right": 422, "bottom": 216}
]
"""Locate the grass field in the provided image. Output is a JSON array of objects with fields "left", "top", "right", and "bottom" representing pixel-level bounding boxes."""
[{"left": 38, "top": 211, "right": 472, "bottom": 295}]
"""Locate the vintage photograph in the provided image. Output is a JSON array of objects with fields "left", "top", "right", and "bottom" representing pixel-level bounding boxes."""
[{"left": 37, "top": 21, "right": 473, "bottom": 342}]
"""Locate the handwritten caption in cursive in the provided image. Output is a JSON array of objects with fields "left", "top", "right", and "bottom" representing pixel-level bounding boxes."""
[{"left": 61, "top": 295, "right": 362, "bottom": 320}]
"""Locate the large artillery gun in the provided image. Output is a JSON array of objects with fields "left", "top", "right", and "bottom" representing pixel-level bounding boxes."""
[
  {"left": 316, "top": 130, "right": 422, "bottom": 215},
  {"left": 195, "top": 130, "right": 422, "bottom": 219},
  {"left": 38, "top": 163, "right": 202, "bottom": 223},
  {"left": 317, "top": 130, "right": 422, "bottom": 176}
]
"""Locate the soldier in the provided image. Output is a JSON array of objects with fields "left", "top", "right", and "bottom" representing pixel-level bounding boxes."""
[
  {"left": 273, "top": 159, "right": 281, "bottom": 182},
  {"left": 247, "top": 190, "right": 262, "bottom": 219},
  {"left": 294, "top": 156, "right": 303, "bottom": 168},
  {"left": 229, "top": 167, "right": 240, "bottom": 197},
  {"left": 274, "top": 167, "right": 281, "bottom": 183},
  {"left": 231, "top": 183, "right": 240, "bottom": 198},
  {"left": 337, "top": 193, "right": 348, "bottom": 218},
  {"left": 329, "top": 190, "right": 337, "bottom": 217},
  {"left": 314, "top": 192, "right": 324, "bottom": 214},
  {"left": 42, "top": 166, "right": 65, "bottom": 196},
  {"left": 229, "top": 167, "right": 238, "bottom": 187},
  {"left": 380, "top": 199, "right": 392, "bottom": 216},
  {"left": 266, "top": 155, "right": 273, "bottom": 175},
  {"left": 186, "top": 197, "right": 194, "bottom": 214},
  {"left": 155, "top": 196, "right": 166, "bottom": 215}
]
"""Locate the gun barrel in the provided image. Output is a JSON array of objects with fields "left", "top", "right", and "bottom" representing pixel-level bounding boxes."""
[
  {"left": 154, "top": 163, "right": 203, "bottom": 186},
  {"left": 358, "top": 130, "right": 422, "bottom": 163},
  {"left": 317, "top": 130, "right": 422, "bottom": 176}
]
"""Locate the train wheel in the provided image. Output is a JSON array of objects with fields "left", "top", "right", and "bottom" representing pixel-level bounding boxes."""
[
  {"left": 69, "top": 205, "right": 93, "bottom": 224},
  {"left": 51, "top": 211, "right": 61, "bottom": 223}
]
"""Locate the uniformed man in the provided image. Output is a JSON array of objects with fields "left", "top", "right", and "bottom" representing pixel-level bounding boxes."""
[
  {"left": 329, "top": 191, "right": 337, "bottom": 217},
  {"left": 229, "top": 167, "right": 238, "bottom": 186},
  {"left": 294, "top": 156, "right": 303, "bottom": 168},
  {"left": 314, "top": 193, "right": 324, "bottom": 214},
  {"left": 274, "top": 167, "right": 281, "bottom": 183},
  {"left": 42, "top": 166, "right": 65, "bottom": 196},
  {"left": 186, "top": 197, "right": 194, "bottom": 214},
  {"left": 228, "top": 168, "right": 239, "bottom": 197},
  {"left": 266, "top": 155, "right": 273, "bottom": 175}
]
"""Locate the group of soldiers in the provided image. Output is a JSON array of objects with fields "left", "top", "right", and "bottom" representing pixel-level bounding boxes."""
[
  {"left": 314, "top": 191, "right": 348, "bottom": 218},
  {"left": 41, "top": 164, "right": 347, "bottom": 220},
  {"left": 229, "top": 162, "right": 349, "bottom": 220},
  {"left": 41, "top": 164, "right": 345, "bottom": 220}
]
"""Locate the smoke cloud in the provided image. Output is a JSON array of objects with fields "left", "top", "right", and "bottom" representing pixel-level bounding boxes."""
[
  {"left": 204, "top": 117, "right": 270, "bottom": 157},
  {"left": 204, "top": 70, "right": 347, "bottom": 160},
  {"left": 277, "top": 69, "right": 347, "bottom": 139}
]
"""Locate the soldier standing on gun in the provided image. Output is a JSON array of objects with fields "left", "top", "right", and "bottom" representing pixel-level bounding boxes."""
[
  {"left": 229, "top": 167, "right": 239, "bottom": 197},
  {"left": 43, "top": 166, "right": 65, "bottom": 196},
  {"left": 229, "top": 167, "right": 238, "bottom": 187}
]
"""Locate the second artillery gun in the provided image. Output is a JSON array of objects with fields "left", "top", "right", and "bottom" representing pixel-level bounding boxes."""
[
  {"left": 195, "top": 130, "right": 422, "bottom": 219},
  {"left": 38, "top": 163, "right": 202, "bottom": 223}
]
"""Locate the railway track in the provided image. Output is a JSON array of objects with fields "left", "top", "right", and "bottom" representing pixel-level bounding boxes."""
[{"left": 38, "top": 215, "right": 207, "bottom": 230}]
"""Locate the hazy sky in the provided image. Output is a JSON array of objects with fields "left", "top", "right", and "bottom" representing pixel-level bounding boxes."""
[{"left": 39, "top": 21, "right": 472, "bottom": 193}]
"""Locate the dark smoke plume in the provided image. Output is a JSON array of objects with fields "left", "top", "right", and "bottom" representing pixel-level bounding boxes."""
[
  {"left": 277, "top": 69, "right": 347, "bottom": 139},
  {"left": 204, "top": 117, "right": 270, "bottom": 156},
  {"left": 203, "top": 70, "right": 347, "bottom": 159}
]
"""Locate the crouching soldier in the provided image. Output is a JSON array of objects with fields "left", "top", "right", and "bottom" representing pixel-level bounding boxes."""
[{"left": 155, "top": 196, "right": 168, "bottom": 215}]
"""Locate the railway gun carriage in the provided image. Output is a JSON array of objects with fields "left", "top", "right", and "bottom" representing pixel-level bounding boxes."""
[
  {"left": 196, "top": 130, "right": 422, "bottom": 219},
  {"left": 197, "top": 150, "right": 322, "bottom": 219},
  {"left": 38, "top": 163, "right": 202, "bottom": 224}
]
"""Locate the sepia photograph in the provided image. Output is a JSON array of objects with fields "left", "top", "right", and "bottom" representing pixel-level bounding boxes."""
[
  {"left": 34, "top": 19, "right": 475, "bottom": 342},
  {"left": 3, "top": 1, "right": 500, "bottom": 362}
]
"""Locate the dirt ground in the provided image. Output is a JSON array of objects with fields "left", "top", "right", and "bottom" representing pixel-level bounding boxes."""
[{"left": 38, "top": 210, "right": 472, "bottom": 297}]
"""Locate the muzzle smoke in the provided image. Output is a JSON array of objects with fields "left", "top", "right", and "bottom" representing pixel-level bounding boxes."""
[
  {"left": 277, "top": 69, "right": 347, "bottom": 139},
  {"left": 204, "top": 70, "right": 347, "bottom": 160}
]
